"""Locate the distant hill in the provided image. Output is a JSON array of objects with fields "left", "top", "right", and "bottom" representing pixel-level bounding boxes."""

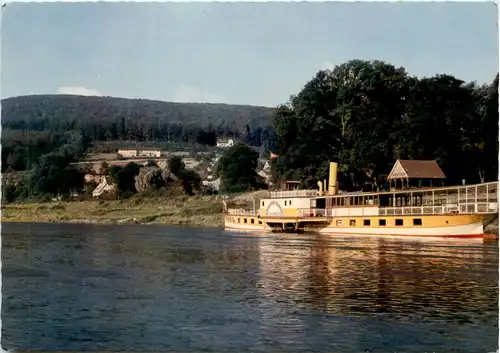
[
  {"left": 1, "top": 95, "right": 278, "bottom": 172},
  {"left": 1, "top": 94, "right": 276, "bottom": 134}
]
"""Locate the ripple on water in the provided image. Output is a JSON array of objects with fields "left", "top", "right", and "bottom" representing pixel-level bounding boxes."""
[{"left": 1, "top": 223, "right": 498, "bottom": 352}]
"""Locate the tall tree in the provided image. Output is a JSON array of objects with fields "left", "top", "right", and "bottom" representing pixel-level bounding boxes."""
[{"left": 217, "top": 142, "right": 265, "bottom": 193}]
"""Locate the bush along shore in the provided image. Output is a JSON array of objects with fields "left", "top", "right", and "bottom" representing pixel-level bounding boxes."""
[{"left": 1, "top": 195, "right": 225, "bottom": 227}]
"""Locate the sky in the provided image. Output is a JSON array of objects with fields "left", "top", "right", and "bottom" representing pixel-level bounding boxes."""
[{"left": 1, "top": 2, "right": 498, "bottom": 107}]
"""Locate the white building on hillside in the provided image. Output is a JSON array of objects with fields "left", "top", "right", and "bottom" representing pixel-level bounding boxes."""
[
  {"left": 140, "top": 149, "right": 161, "bottom": 158},
  {"left": 216, "top": 138, "right": 235, "bottom": 148},
  {"left": 118, "top": 149, "right": 138, "bottom": 158}
]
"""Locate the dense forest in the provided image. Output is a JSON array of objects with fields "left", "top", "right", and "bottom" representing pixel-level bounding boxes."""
[
  {"left": 270, "top": 59, "right": 499, "bottom": 189},
  {"left": 1, "top": 95, "right": 276, "bottom": 172},
  {"left": 2, "top": 58, "right": 499, "bottom": 199}
]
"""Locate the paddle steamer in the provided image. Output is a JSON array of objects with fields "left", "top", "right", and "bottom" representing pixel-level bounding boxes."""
[{"left": 224, "top": 160, "right": 499, "bottom": 239}]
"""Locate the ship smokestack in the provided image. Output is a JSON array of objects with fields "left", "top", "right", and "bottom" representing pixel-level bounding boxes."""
[
  {"left": 317, "top": 180, "right": 323, "bottom": 194},
  {"left": 328, "top": 162, "right": 338, "bottom": 195}
]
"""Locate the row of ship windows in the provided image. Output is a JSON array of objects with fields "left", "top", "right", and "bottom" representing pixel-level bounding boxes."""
[
  {"left": 229, "top": 217, "right": 423, "bottom": 227},
  {"left": 337, "top": 218, "right": 423, "bottom": 227},
  {"left": 228, "top": 217, "right": 263, "bottom": 225}
]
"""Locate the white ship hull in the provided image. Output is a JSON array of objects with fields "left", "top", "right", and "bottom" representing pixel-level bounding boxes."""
[{"left": 319, "top": 221, "right": 484, "bottom": 238}]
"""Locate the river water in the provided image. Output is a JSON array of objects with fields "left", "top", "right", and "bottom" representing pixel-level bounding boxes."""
[{"left": 2, "top": 222, "right": 498, "bottom": 352}]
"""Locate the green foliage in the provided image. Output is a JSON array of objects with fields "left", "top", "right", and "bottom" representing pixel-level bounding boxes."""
[
  {"left": 217, "top": 142, "right": 265, "bottom": 193},
  {"left": 179, "top": 170, "right": 202, "bottom": 196},
  {"left": 28, "top": 153, "right": 84, "bottom": 196},
  {"left": 108, "top": 162, "right": 141, "bottom": 195},
  {"left": 166, "top": 155, "right": 202, "bottom": 195},
  {"left": 2, "top": 184, "right": 18, "bottom": 203},
  {"left": 272, "top": 59, "right": 499, "bottom": 189},
  {"left": 168, "top": 156, "right": 186, "bottom": 176},
  {"left": 1, "top": 94, "right": 275, "bottom": 153},
  {"left": 1, "top": 129, "right": 89, "bottom": 172},
  {"left": 196, "top": 127, "right": 217, "bottom": 146}
]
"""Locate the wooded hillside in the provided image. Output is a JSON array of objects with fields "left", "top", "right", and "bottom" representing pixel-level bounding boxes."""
[{"left": 1, "top": 94, "right": 276, "bottom": 172}]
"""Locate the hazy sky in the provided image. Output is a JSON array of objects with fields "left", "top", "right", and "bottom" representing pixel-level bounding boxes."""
[{"left": 1, "top": 2, "right": 498, "bottom": 107}]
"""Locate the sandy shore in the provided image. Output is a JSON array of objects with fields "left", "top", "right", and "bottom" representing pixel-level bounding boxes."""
[{"left": 1, "top": 195, "right": 225, "bottom": 228}]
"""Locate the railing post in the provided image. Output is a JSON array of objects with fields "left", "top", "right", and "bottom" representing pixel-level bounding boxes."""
[
  {"left": 486, "top": 183, "right": 489, "bottom": 211},
  {"left": 475, "top": 185, "right": 478, "bottom": 213},
  {"left": 465, "top": 186, "right": 468, "bottom": 213}
]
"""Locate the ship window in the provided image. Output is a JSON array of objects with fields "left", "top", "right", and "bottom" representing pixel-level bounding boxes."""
[
  {"left": 289, "top": 200, "right": 292, "bottom": 205},
  {"left": 251, "top": 219, "right": 255, "bottom": 224},
  {"left": 238, "top": 218, "right": 241, "bottom": 223},
  {"left": 364, "top": 219, "right": 371, "bottom": 226},
  {"left": 258, "top": 221, "right": 262, "bottom": 224},
  {"left": 262, "top": 201, "right": 264, "bottom": 207},
  {"left": 395, "top": 219, "right": 403, "bottom": 226},
  {"left": 336, "top": 220, "right": 343, "bottom": 226},
  {"left": 413, "top": 218, "right": 422, "bottom": 226},
  {"left": 244, "top": 218, "right": 247, "bottom": 223},
  {"left": 379, "top": 219, "right": 386, "bottom": 226},
  {"left": 285, "top": 200, "right": 287, "bottom": 206},
  {"left": 349, "top": 219, "right": 356, "bottom": 226}
]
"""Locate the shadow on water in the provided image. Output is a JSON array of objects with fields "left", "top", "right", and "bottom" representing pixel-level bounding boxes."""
[{"left": 2, "top": 222, "right": 498, "bottom": 352}]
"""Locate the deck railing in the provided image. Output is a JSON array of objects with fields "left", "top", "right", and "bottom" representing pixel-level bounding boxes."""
[
  {"left": 378, "top": 202, "right": 498, "bottom": 216},
  {"left": 227, "top": 209, "right": 258, "bottom": 216},
  {"left": 298, "top": 208, "right": 329, "bottom": 218},
  {"left": 270, "top": 189, "right": 318, "bottom": 198}
]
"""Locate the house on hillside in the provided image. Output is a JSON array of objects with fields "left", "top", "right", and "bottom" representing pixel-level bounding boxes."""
[
  {"left": 183, "top": 158, "right": 201, "bottom": 170},
  {"left": 117, "top": 149, "right": 162, "bottom": 158},
  {"left": 139, "top": 149, "right": 162, "bottom": 158},
  {"left": 202, "top": 178, "right": 221, "bottom": 192},
  {"left": 92, "top": 176, "right": 115, "bottom": 198},
  {"left": 84, "top": 174, "right": 102, "bottom": 184},
  {"left": 263, "top": 161, "right": 271, "bottom": 173},
  {"left": 216, "top": 138, "right": 235, "bottom": 148},
  {"left": 118, "top": 149, "right": 138, "bottom": 158}
]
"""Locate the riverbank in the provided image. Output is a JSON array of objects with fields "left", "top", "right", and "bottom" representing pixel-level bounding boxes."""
[
  {"left": 1, "top": 195, "right": 225, "bottom": 227},
  {"left": 3, "top": 195, "right": 497, "bottom": 234}
]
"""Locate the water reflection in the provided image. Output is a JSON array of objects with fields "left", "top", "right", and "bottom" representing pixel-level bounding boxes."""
[
  {"left": 253, "top": 234, "right": 498, "bottom": 351},
  {"left": 256, "top": 235, "right": 498, "bottom": 321},
  {"left": 2, "top": 223, "right": 498, "bottom": 352}
]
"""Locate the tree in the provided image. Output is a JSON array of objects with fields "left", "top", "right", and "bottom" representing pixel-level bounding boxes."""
[
  {"left": 109, "top": 162, "right": 141, "bottom": 195},
  {"left": 29, "top": 153, "right": 84, "bottom": 196},
  {"left": 217, "top": 142, "right": 264, "bottom": 193},
  {"left": 135, "top": 167, "right": 165, "bottom": 192},
  {"left": 272, "top": 59, "right": 498, "bottom": 189},
  {"left": 3, "top": 184, "right": 18, "bottom": 203},
  {"left": 195, "top": 127, "right": 217, "bottom": 146},
  {"left": 179, "top": 170, "right": 202, "bottom": 196},
  {"left": 168, "top": 156, "right": 186, "bottom": 176}
]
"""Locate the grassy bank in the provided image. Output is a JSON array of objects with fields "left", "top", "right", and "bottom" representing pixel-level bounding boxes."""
[{"left": 1, "top": 195, "right": 225, "bottom": 227}]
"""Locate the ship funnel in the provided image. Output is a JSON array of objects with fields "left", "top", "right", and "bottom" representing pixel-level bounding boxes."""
[
  {"left": 317, "top": 180, "right": 323, "bottom": 194},
  {"left": 328, "top": 162, "right": 338, "bottom": 195}
]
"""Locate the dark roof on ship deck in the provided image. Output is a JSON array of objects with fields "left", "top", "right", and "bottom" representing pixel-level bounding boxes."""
[{"left": 387, "top": 159, "right": 446, "bottom": 180}]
